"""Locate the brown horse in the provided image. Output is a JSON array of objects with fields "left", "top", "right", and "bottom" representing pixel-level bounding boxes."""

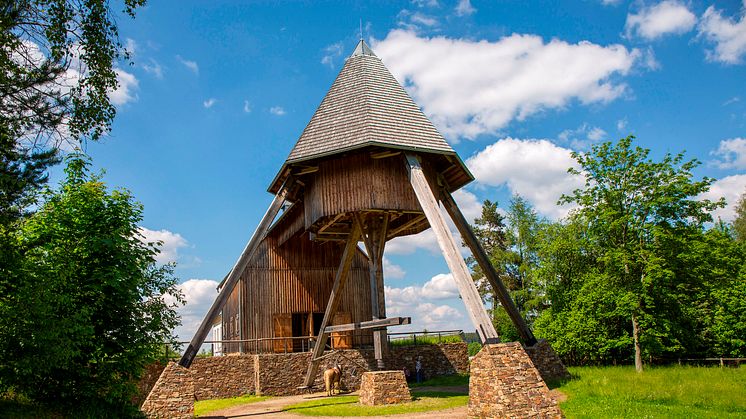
[{"left": 323, "top": 365, "right": 342, "bottom": 396}]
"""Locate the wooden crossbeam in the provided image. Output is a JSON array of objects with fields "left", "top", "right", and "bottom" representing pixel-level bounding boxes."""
[
  {"left": 440, "top": 188, "right": 537, "bottom": 346},
  {"left": 323, "top": 317, "right": 411, "bottom": 333},
  {"left": 405, "top": 154, "right": 499, "bottom": 344},
  {"left": 387, "top": 214, "right": 427, "bottom": 239},
  {"left": 300, "top": 219, "right": 362, "bottom": 388},
  {"left": 178, "top": 179, "right": 294, "bottom": 368}
]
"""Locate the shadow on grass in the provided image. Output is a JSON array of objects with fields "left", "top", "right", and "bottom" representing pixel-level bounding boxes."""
[{"left": 411, "top": 391, "right": 465, "bottom": 400}]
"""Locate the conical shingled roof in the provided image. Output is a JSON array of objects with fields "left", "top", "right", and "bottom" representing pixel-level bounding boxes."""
[
  {"left": 269, "top": 40, "right": 472, "bottom": 193},
  {"left": 286, "top": 40, "right": 455, "bottom": 163}
]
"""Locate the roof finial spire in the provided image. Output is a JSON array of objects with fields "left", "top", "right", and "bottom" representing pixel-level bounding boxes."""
[{"left": 359, "top": 18, "right": 363, "bottom": 41}]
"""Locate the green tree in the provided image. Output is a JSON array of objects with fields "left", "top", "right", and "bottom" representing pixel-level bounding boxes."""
[
  {"left": 469, "top": 199, "right": 509, "bottom": 298},
  {"left": 733, "top": 190, "right": 746, "bottom": 242},
  {"left": 1, "top": 0, "right": 144, "bottom": 224},
  {"left": 0, "top": 155, "right": 183, "bottom": 413},
  {"left": 560, "top": 136, "right": 723, "bottom": 371},
  {"left": 469, "top": 196, "right": 547, "bottom": 342}
]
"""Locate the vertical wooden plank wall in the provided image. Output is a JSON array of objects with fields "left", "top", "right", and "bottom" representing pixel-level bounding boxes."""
[{"left": 221, "top": 203, "right": 373, "bottom": 354}]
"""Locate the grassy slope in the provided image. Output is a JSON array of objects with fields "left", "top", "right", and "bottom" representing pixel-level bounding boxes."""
[
  {"left": 194, "top": 394, "right": 270, "bottom": 417},
  {"left": 282, "top": 391, "right": 468, "bottom": 416},
  {"left": 559, "top": 366, "right": 746, "bottom": 419}
]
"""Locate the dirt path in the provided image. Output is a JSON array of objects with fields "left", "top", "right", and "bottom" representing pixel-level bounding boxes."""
[{"left": 200, "top": 390, "right": 468, "bottom": 419}]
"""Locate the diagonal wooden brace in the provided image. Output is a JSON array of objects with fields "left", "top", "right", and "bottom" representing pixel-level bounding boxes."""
[
  {"left": 440, "top": 188, "right": 537, "bottom": 346},
  {"left": 300, "top": 218, "right": 362, "bottom": 388},
  {"left": 405, "top": 154, "right": 499, "bottom": 344},
  {"left": 178, "top": 179, "right": 294, "bottom": 368}
]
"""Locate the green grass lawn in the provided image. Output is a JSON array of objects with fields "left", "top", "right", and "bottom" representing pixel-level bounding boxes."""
[
  {"left": 409, "top": 373, "right": 469, "bottom": 388},
  {"left": 194, "top": 394, "right": 270, "bottom": 417},
  {"left": 558, "top": 365, "right": 746, "bottom": 418},
  {"left": 389, "top": 334, "right": 463, "bottom": 347},
  {"left": 282, "top": 391, "right": 468, "bottom": 416}
]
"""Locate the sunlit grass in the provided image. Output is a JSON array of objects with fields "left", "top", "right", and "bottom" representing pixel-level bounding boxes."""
[
  {"left": 558, "top": 365, "right": 746, "bottom": 418},
  {"left": 282, "top": 391, "right": 467, "bottom": 416},
  {"left": 194, "top": 394, "right": 270, "bottom": 417}
]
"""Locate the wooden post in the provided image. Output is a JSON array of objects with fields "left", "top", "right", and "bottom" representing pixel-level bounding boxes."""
[
  {"left": 440, "top": 188, "right": 537, "bottom": 346},
  {"left": 405, "top": 154, "right": 499, "bottom": 344},
  {"left": 357, "top": 213, "right": 390, "bottom": 370},
  {"left": 301, "top": 218, "right": 362, "bottom": 388},
  {"left": 178, "top": 180, "right": 294, "bottom": 368}
]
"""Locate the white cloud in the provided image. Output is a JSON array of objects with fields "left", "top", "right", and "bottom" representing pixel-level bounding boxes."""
[
  {"left": 243, "top": 100, "right": 252, "bottom": 113},
  {"left": 125, "top": 38, "right": 137, "bottom": 56},
  {"left": 386, "top": 229, "right": 440, "bottom": 255},
  {"left": 421, "top": 273, "right": 460, "bottom": 299},
  {"left": 455, "top": 0, "right": 476, "bottom": 16},
  {"left": 698, "top": 174, "right": 746, "bottom": 222},
  {"left": 373, "top": 30, "right": 640, "bottom": 140},
  {"left": 203, "top": 98, "right": 217, "bottom": 109},
  {"left": 383, "top": 257, "right": 406, "bottom": 279},
  {"left": 711, "top": 138, "right": 746, "bottom": 169},
  {"left": 109, "top": 68, "right": 139, "bottom": 106},
  {"left": 601, "top": 0, "right": 622, "bottom": 5},
  {"left": 138, "top": 227, "right": 189, "bottom": 264},
  {"left": 723, "top": 96, "right": 740, "bottom": 106},
  {"left": 617, "top": 118, "right": 628, "bottom": 132},
  {"left": 321, "top": 42, "right": 344, "bottom": 68},
  {"left": 385, "top": 274, "right": 466, "bottom": 331},
  {"left": 699, "top": 4, "right": 746, "bottom": 64},
  {"left": 270, "top": 106, "right": 286, "bottom": 116},
  {"left": 467, "top": 138, "right": 584, "bottom": 219},
  {"left": 625, "top": 1, "right": 696, "bottom": 40},
  {"left": 397, "top": 10, "right": 439, "bottom": 32},
  {"left": 558, "top": 123, "right": 607, "bottom": 150},
  {"left": 142, "top": 58, "right": 163, "bottom": 79},
  {"left": 412, "top": 0, "right": 440, "bottom": 7},
  {"left": 452, "top": 189, "right": 482, "bottom": 223},
  {"left": 167, "top": 279, "right": 219, "bottom": 341},
  {"left": 177, "top": 55, "right": 199, "bottom": 74}
]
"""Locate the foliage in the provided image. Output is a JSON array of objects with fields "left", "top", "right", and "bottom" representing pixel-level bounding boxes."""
[
  {"left": 389, "top": 333, "right": 463, "bottom": 347},
  {"left": 554, "top": 136, "right": 723, "bottom": 369},
  {"left": 282, "top": 391, "right": 468, "bottom": 416},
  {"left": 734, "top": 190, "right": 746, "bottom": 242},
  {"left": 1, "top": 0, "right": 144, "bottom": 147},
  {"left": 194, "top": 394, "right": 270, "bottom": 417},
  {"left": 0, "top": 155, "right": 183, "bottom": 413},
  {"left": 468, "top": 196, "right": 547, "bottom": 343},
  {"left": 558, "top": 366, "right": 746, "bottom": 418},
  {"left": 467, "top": 341, "right": 482, "bottom": 357}
]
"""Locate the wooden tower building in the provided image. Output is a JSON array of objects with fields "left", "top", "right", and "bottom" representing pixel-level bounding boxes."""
[{"left": 180, "top": 40, "right": 538, "bottom": 385}]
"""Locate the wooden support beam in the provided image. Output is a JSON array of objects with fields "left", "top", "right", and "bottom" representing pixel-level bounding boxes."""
[
  {"left": 301, "top": 219, "right": 362, "bottom": 388},
  {"left": 405, "top": 154, "right": 499, "bottom": 344},
  {"left": 387, "top": 214, "right": 427, "bottom": 239},
  {"left": 440, "top": 188, "right": 537, "bottom": 346},
  {"left": 318, "top": 213, "right": 345, "bottom": 235},
  {"left": 357, "top": 213, "right": 390, "bottom": 369},
  {"left": 324, "top": 317, "right": 411, "bottom": 333},
  {"left": 179, "top": 179, "right": 294, "bottom": 368}
]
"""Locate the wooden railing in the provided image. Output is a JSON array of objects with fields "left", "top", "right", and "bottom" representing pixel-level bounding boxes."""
[{"left": 163, "top": 329, "right": 465, "bottom": 358}]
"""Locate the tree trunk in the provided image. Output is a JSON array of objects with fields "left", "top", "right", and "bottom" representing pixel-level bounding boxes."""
[{"left": 632, "top": 313, "right": 643, "bottom": 372}]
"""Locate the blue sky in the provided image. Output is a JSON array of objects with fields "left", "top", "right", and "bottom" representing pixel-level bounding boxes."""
[{"left": 69, "top": 0, "right": 746, "bottom": 341}]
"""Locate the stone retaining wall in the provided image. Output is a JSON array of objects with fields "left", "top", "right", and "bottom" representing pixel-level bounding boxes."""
[
  {"left": 359, "top": 371, "right": 411, "bottom": 405},
  {"left": 388, "top": 343, "right": 469, "bottom": 379},
  {"left": 141, "top": 362, "right": 194, "bottom": 419},
  {"left": 192, "top": 355, "right": 256, "bottom": 400},
  {"left": 255, "top": 350, "right": 377, "bottom": 396},
  {"left": 468, "top": 343, "right": 562, "bottom": 418},
  {"left": 139, "top": 342, "right": 469, "bottom": 416},
  {"left": 523, "top": 339, "right": 571, "bottom": 383}
]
